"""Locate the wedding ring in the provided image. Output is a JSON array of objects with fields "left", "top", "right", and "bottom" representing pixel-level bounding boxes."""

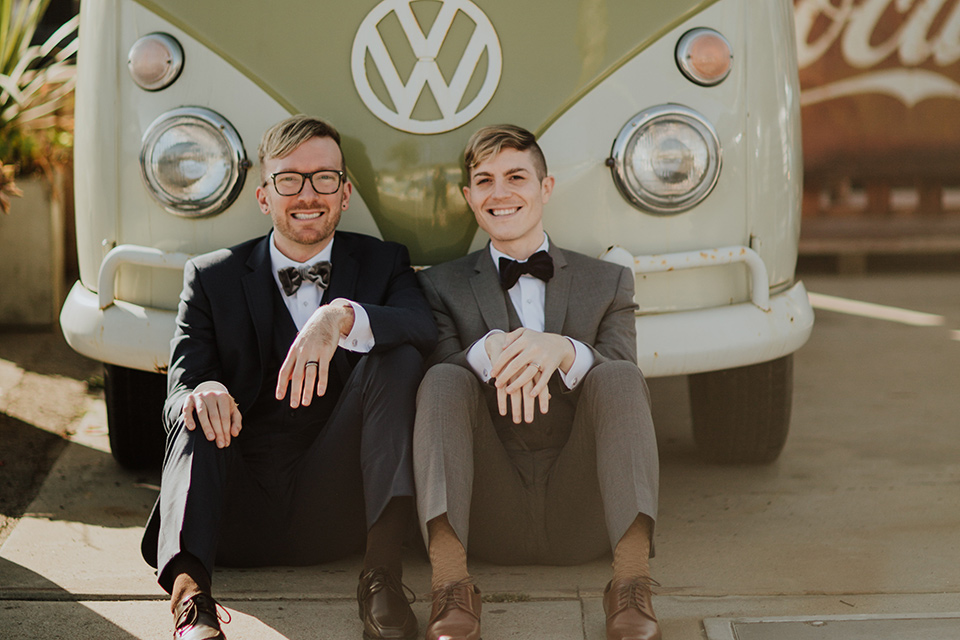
[
  {"left": 531, "top": 362, "right": 542, "bottom": 372},
  {"left": 305, "top": 361, "right": 320, "bottom": 368}
]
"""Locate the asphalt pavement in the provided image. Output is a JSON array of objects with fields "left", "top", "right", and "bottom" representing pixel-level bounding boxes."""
[{"left": 1, "top": 271, "right": 959, "bottom": 639}]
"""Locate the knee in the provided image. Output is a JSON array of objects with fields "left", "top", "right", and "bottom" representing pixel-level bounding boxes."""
[
  {"left": 373, "top": 343, "right": 424, "bottom": 374},
  {"left": 583, "top": 359, "right": 644, "bottom": 390},
  {"left": 417, "top": 363, "right": 478, "bottom": 401}
]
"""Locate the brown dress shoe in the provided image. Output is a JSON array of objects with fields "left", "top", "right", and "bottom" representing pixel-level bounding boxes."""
[
  {"left": 602, "top": 577, "right": 661, "bottom": 640},
  {"left": 425, "top": 579, "right": 482, "bottom": 640},
  {"left": 173, "top": 593, "right": 228, "bottom": 640},
  {"left": 357, "top": 567, "right": 419, "bottom": 640}
]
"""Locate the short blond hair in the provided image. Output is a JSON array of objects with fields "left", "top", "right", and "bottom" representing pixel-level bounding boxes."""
[
  {"left": 463, "top": 124, "right": 548, "bottom": 181},
  {"left": 258, "top": 115, "right": 344, "bottom": 183}
]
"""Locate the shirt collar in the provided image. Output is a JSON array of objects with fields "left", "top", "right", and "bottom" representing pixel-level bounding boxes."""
[
  {"left": 269, "top": 230, "right": 334, "bottom": 271},
  {"left": 488, "top": 234, "right": 549, "bottom": 274}
]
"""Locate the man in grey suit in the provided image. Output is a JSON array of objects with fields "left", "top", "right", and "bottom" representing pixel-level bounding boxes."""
[{"left": 414, "top": 125, "right": 661, "bottom": 640}]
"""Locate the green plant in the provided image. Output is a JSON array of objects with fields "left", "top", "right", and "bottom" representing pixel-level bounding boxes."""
[{"left": 0, "top": 0, "right": 77, "bottom": 179}]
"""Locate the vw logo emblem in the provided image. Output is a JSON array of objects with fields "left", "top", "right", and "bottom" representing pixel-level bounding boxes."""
[{"left": 351, "top": 0, "right": 502, "bottom": 134}]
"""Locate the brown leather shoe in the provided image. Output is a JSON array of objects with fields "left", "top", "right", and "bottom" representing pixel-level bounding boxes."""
[
  {"left": 357, "top": 567, "right": 419, "bottom": 640},
  {"left": 425, "top": 579, "right": 482, "bottom": 640},
  {"left": 173, "top": 593, "right": 228, "bottom": 640},
  {"left": 602, "top": 577, "right": 661, "bottom": 640},
  {"left": 426, "top": 578, "right": 481, "bottom": 640}
]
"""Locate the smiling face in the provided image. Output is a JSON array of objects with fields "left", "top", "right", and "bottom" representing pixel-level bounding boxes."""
[
  {"left": 256, "top": 135, "right": 351, "bottom": 262},
  {"left": 463, "top": 146, "right": 554, "bottom": 260}
]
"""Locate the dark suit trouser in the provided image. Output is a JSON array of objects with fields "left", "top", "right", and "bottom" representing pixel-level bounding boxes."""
[
  {"left": 413, "top": 360, "right": 659, "bottom": 566},
  {"left": 146, "top": 345, "right": 422, "bottom": 592}
]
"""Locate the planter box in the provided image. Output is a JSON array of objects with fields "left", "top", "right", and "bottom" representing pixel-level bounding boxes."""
[{"left": 0, "top": 173, "right": 67, "bottom": 327}]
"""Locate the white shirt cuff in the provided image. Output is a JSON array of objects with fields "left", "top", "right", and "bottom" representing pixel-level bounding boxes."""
[
  {"left": 339, "top": 301, "right": 375, "bottom": 353},
  {"left": 559, "top": 338, "right": 594, "bottom": 389},
  {"left": 466, "top": 329, "right": 504, "bottom": 381}
]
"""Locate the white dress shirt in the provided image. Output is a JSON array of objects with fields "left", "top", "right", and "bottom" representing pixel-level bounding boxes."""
[
  {"left": 269, "top": 233, "right": 374, "bottom": 352},
  {"left": 465, "top": 235, "right": 594, "bottom": 389}
]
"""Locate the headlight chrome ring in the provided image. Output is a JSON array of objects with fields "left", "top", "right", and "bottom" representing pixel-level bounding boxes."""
[
  {"left": 609, "top": 104, "right": 721, "bottom": 215},
  {"left": 128, "top": 33, "right": 184, "bottom": 91},
  {"left": 140, "top": 107, "right": 248, "bottom": 218},
  {"left": 676, "top": 28, "right": 733, "bottom": 86}
]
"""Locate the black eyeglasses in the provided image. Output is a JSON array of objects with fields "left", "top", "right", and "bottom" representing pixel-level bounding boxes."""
[{"left": 269, "top": 170, "right": 344, "bottom": 196}]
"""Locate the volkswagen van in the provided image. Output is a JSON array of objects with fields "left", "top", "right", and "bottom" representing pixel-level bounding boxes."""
[{"left": 60, "top": 0, "right": 814, "bottom": 467}]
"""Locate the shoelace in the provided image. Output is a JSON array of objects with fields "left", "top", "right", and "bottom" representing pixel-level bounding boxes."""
[
  {"left": 175, "top": 594, "right": 231, "bottom": 634},
  {"left": 430, "top": 576, "right": 477, "bottom": 616},
  {"left": 612, "top": 577, "right": 661, "bottom": 617},
  {"left": 361, "top": 568, "right": 417, "bottom": 605}
]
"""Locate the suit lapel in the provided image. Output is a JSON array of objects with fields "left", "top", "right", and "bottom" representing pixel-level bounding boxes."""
[
  {"left": 326, "top": 233, "right": 359, "bottom": 303},
  {"left": 470, "top": 247, "right": 511, "bottom": 332},
  {"left": 544, "top": 242, "right": 570, "bottom": 335},
  {"left": 242, "top": 236, "right": 277, "bottom": 381}
]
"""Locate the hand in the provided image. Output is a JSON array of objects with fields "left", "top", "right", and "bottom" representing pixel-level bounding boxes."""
[
  {"left": 183, "top": 381, "right": 242, "bottom": 448},
  {"left": 277, "top": 299, "right": 355, "bottom": 408},
  {"left": 488, "top": 328, "right": 576, "bottom": 424}
]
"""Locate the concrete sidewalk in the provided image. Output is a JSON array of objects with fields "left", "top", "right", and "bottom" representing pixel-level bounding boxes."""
[{"left": 3, "top": 272, "right": 960, "bottom": 639}]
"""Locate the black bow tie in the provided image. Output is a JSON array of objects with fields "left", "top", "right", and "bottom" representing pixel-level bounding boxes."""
[
  {"left": 278, "top": 261, "right": 332, "bottom": 296},
  {"left": 498, "top": 250, "right": 554, "bottom": 290}
]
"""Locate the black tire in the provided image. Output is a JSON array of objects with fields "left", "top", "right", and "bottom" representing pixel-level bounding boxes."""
[
  {"left": 688, "top": 355, "right": 793, "bottom": 464},
  {"left": 103, "top": 363, "right": 167, "bottom": 470}
]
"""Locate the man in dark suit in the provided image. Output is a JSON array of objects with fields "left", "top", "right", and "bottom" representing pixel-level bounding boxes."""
[
  {"left": 141, "top": 115, "right": 436, "bottom": 640},
  {"left": 414, "top": 125, "right": 661, "bottom": 640}
]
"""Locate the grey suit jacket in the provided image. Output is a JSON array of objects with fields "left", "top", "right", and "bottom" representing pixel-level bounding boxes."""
[{"left": 416, "top": 240, "right": 639, "bottom": 375}]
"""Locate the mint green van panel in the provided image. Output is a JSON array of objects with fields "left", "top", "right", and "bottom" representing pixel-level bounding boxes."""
[{"left": 133, "top": 0, "right": 719, "bottom": 263}]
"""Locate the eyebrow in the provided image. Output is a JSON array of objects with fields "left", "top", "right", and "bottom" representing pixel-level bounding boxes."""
[{"left": 473, "top": 167, "right": 530, "bottom": 179}]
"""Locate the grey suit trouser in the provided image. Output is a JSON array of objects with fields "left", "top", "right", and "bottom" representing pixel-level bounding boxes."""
[{"left": 414, "top": 360, "right": 658, "bottom": 565}]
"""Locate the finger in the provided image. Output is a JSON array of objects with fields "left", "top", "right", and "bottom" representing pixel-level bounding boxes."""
[
  {"left": 510, "top": 388, "right": 523, "bottom": 424},
  {"left": 276, "top": 347, "right": 298, "bottom": 400},
  {"left": 230, "top": 402, "right": 243, "bottom": 437},
  {"left": 300, "top": 361, "right": 319, "bottom": 406},
  {"left": 497, "top": 383, "right": 508, "bottom": 417},
  {"left": 216, "top": 395, "right": 235, "bottom": 447},
  {"left": 182, "top": 396, "right": 197, "bottom": 431},
  {"left": 497, "top": 354, "right": 535, "bottom": 390},
  {"left": 288, "top": 357, "right": 306, "bottom": 409},
  {"left": 315, "top": 356, "right": 330, "bottom": 398},
  {"left": 523, "top": 380, "right": 537, "bottom": 423},
  {"left": 504, "top": 363, "right": 540, "bottom": 393},
  {"left": 204, "top": 400, "right": 230, "bottom": 448},
  {"left": 529, "top": 365, "right": 556, "bottom": 397},
  {"left": 538, "top": 386, "right": 551, "bottom": 415},
  {"left": 193, "top": 398, "right": 218, "bottom": 443}
]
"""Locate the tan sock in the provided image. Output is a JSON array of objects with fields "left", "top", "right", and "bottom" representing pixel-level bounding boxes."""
[
  {"left": 168, "top": 552, "right": 212, "bottom": 613},
  {"left": 612, "top": 514, "right": 653, "bottom": 582},
  {"left": 427, "top": 514, "right": 469, "bottom": 591}
]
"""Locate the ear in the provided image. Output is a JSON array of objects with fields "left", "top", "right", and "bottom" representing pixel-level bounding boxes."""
[
  {"left": 255, "top": 184, "right": 270, "bottom": 216},
  {"left": 540, "top": 175, "right": 555, "bottom": 204},
  {"left": 340, "top": 180, "right": 352, "bottom": 211}
]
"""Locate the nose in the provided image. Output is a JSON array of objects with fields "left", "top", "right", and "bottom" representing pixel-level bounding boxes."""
[{"left": 491, "top": 176, "right": 511, "bottom": 198}]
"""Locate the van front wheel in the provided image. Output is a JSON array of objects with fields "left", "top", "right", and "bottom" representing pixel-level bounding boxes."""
[
  {"left": 103, "top": 364, "right": 166, "bottom": 469},
  {"left": 688, "top": 355, "right": 793, "bottom": 464}
]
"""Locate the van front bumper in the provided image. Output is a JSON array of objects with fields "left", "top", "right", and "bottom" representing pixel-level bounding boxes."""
[
  {"left": 60, "top": 244, "right": 814, "bottom": 376},
  {"left": 600, "top": 245, "right": 814, "bottom": 377},
  {"left": 59, "top": 244, "right": 190, "bottom": 372}
]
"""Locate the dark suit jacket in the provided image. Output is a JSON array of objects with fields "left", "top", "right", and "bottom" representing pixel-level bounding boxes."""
[
  {"left": 416, "top": 240, "right": 638, "bottom": 375},
  {"left": 164, "top": 230, "right": 437, "bottom": 432}
]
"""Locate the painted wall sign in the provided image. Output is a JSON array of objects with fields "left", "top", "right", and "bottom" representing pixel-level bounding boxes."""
[
  {"left": 794, "top": 0, "right": 960, "bottom": 182},
  {"left": 795, "top": 0, "right": 960, "bottom": 107},
  {"left": 351, "top": 0, "right": 502, "bottom": 134}
]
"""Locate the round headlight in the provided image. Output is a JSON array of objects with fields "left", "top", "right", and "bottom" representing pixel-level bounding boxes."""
[
  {"left": 676, "top": 28, "right": 732, "bottom": 86},
  {"left": 128, "top": 33, "right": 184, "bottom": 91},
  {"left": 140, "top": 107, "right": 248, "bottom": 218},
  {"left": 610, "top": 105, "right": 721, "bottom": 214}
]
